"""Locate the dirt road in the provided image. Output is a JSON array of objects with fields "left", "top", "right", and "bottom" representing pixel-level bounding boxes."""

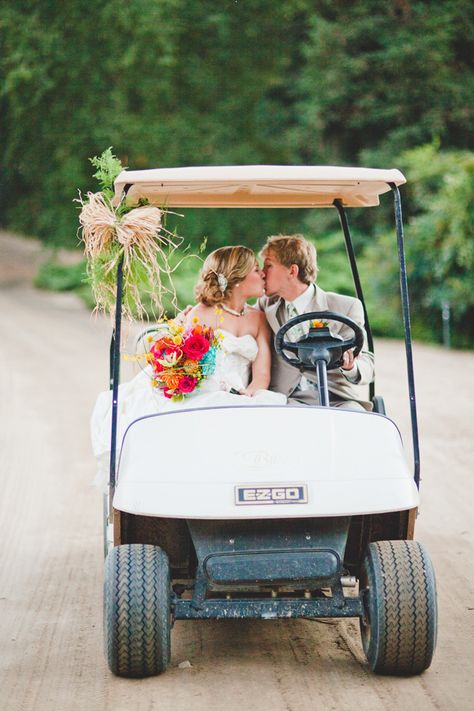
[{"left": 1, "top": 234, "right": 473, "bottom": 710}]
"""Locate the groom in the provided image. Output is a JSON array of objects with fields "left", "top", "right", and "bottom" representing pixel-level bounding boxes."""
[{"left": 257, "top": 234, "right": 374, "bottom": 410}]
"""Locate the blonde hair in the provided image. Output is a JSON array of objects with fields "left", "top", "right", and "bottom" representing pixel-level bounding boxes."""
[
  {"left": 195, "top": 245, "right": 256, "bottom": 306},
  {"left": 260, "top": 234, "right": 317, "bottom": 284}
]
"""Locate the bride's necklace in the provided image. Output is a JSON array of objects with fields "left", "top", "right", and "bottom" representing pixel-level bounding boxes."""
[{"left": 221, "top": 303, "right": 247, "bottom": 317}]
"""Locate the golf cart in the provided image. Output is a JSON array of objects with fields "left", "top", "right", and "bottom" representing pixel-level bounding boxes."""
[{"left": 103, "top": 166, "right": 437, "bottom": 678}]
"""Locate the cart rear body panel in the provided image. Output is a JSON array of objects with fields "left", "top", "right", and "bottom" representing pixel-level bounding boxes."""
[{"left": 114, "top": 406, "right": 418, "bottom": 519}]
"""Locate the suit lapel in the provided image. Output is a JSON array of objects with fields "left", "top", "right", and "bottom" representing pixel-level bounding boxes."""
[
  {"left": 311, "top": 285, "right": 344, "bottom": 335},
  {"left": 311, "top": 284, "right": 329, "bottom": 312},
  {"left": 266, "top": 298, "right": 284, "bottom": 333}
]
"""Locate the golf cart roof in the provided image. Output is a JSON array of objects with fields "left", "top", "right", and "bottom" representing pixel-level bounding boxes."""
[{"left": 113, "top": 165, "right": 406, "bottom": 209}]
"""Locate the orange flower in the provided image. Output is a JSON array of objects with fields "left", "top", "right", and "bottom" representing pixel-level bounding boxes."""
[
  {"left": 154, "top": 337, "right": 174, "bottom": 351},
  {"left": 312, "top": 319, "right": 328, "bottom": 329},
  {"left": 158, "top": 371, "right": 182, "bottom": 390},
  {"left": 183, "top": 359, "right": 200, "bottom": 375}
]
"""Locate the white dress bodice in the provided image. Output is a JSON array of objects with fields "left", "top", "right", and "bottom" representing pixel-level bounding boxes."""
[{"left": 200, "top": 330, "right": 258, "bottom": 393}]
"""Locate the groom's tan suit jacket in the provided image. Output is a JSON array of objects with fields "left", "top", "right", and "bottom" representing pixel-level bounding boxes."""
[{"left": 257, "top": 284, "right": 374, "bottom": 410}]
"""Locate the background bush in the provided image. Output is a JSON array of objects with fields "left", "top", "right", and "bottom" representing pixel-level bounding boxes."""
[{"left": 2, "top": 1, "right": 473, "bottom": 344}]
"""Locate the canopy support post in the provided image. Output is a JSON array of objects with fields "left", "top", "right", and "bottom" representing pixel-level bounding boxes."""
[
  {"left": 108, "top": 255, "right": 124, "bottom": 514},
  {"left": 390, "top": 184, "right": 420, "bottom": 488},
  {"left": 333, "top": 199, "right": 374, "bottom": 401}
]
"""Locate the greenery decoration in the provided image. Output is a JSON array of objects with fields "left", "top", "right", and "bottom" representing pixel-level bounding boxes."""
[
  {"left": 89, "top": 148, "right": 124, "bottom": 203},
  {"left": 77, "top": 148, "right": 183, "bottom": 320}
]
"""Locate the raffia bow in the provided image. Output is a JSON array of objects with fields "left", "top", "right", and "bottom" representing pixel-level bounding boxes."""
[{"left": 78, "top": 191, "right": 181, "bottom": 320}]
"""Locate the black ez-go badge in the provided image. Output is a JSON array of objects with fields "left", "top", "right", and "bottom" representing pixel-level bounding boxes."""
[{"left": 235, "top": 484, "right": 308, "bottom": 505}]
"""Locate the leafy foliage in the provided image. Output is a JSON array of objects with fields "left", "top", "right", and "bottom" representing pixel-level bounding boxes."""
[
  {"left": 35, "top": 258, "right": 88, "bottom": 292},
  {"left": 360, "top": 144, "right": 474, "bottom": 345},
  {"left": 402, "top": 144, "right": 474, "bottom": 345},
  {"left": 294, "top": 1, "right": 474, "bottom": 163},
  {"left": 89, "top": 147, "right": 124, "bottom": 200},
  {"left": 1, "top": 1, "right": 474, "bottom": 342}
]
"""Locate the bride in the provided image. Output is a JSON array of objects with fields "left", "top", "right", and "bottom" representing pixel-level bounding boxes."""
[{"left": 91, "top": 245, "right": 286, "bottom": 467}]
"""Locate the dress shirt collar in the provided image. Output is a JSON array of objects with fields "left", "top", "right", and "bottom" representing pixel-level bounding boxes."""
[{"left": 285, "top": 283, "right": 315, "bottom": 314}]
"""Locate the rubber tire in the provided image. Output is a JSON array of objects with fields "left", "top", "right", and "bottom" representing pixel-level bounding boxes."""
[
  {"left": 104, "top": 544, "right": 171, "bottom": 677},
  {"left": 360, "top": 540, "right": 437, "bottom": 676}
]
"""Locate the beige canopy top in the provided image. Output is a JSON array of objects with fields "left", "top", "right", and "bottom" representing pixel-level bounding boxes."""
[{"left": 112, "top": 165, "right": 406, "bottom": 209}]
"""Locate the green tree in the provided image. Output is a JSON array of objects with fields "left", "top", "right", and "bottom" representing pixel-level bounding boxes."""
[
  {"left": 0, "top": 0, "right": 182, "bottom": 242},
  {"left": 2, "top": 1, "right": 474, "bottom": 344},
  {"left": 294, "top": 0, "right": 474, "bottom": 164},
  {"left": 362, "top": 144, "right": 474, "bottom": 345},
  {"left": 0, "top": 0, "right": 307, "bottom": 247}
]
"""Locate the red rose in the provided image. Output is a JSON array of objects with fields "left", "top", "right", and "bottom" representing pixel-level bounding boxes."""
[
  {"left": 177, "top": 376, "right": 197, "bottom": 393},
  {"left": 182, "top": 333, "right": 210, "bottom": 360}
]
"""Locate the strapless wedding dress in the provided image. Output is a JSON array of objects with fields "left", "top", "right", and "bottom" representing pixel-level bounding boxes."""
[{"left": 91, "top": 330, "right": 286, "bottom": 467}]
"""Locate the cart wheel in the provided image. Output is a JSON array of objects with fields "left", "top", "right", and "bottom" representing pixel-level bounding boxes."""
[
  {"left": 104, "top": 544, "right": 171, "bottom": 677},
  {"left": 360, "top": 540, "right": 437, "bottom": 675}
]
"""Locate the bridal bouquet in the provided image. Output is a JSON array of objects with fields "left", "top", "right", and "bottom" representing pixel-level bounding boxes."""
[{"left": 146, "top": 319, "right": 223, "bottom": 401}]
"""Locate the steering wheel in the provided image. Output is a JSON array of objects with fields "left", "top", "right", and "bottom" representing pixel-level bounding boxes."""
[{"left": 275, "top": 311, "right": 364, "bottom": 372}]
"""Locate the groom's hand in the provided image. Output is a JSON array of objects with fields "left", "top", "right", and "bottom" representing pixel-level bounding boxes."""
[
  {"left": 341, "top": 349, "right": 356, "bottom": 370},
  {"left": 174, "top": 304, "right": 193, "bottom": 325}
]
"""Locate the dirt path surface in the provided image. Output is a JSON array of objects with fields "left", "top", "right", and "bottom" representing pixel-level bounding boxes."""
[{"left": 1, "top": 233, "right": 473, "bottom": 710}]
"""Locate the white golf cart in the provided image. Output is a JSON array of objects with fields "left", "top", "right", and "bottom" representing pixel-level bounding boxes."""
[{"left": 103, "top": 166, "right": 437, "bottom": 678}]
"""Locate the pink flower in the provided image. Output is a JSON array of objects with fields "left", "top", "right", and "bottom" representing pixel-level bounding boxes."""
[
  {"left": 182, "top": 333, "right": 210, "bottom": 360},
  {"left": 177, "top": 375, "right": 197, "bottom": 394}
]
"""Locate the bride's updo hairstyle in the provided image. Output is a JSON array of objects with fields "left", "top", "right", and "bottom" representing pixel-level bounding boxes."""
[{"left": 195, "top": 246, "right": 256, "bottom": 306}]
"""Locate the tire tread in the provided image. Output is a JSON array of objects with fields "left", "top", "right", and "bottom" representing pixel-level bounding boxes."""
[
  {"left": 361, "top": 540, "right": 437, "bottom": 675},
  {"left": 104, "top": 544, "right": 171, "bottom": 678}
]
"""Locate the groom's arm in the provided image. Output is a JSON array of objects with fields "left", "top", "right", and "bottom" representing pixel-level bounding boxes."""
[
  {"left": 340, "top": 299, "right": 374, "bottom": 385},
  {"left": 302, "top": 297, "right": 374, "bottom": 386}
]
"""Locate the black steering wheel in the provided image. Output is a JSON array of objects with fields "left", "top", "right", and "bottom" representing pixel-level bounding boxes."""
[{"left": 275, "top": 311, "right": 364, "bottom": 372}]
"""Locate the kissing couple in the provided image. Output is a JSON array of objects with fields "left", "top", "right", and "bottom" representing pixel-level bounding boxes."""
[{"left": 181, "top": 233, "right": 374, "bottom": 410}]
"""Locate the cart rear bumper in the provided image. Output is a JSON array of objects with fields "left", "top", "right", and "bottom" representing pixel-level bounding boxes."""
[{"left": 173, "top": 596, "right": 364, "bottom": 620}]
